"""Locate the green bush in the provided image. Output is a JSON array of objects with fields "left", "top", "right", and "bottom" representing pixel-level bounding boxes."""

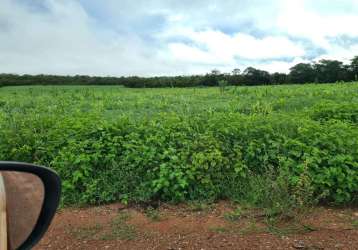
[
  {"left": 311, "top": 102, "right": 358, "bottom": 124},
  {"left": 0, "top": 85, "right": 357, "bottom": 206},
  {"left": 1, "top": 111, "right": 357, "bottom": 205}
]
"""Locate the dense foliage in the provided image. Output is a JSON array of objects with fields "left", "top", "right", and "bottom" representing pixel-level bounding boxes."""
[
  {"left": 1, "top": 56, "right": 358, "bottom": 88},
  {"left": 0, "top": 84, "right": 357, "bottom": 206}
]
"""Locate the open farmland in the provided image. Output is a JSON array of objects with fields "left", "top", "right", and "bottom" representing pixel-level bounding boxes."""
[{"left": 0, "top": 83, "right": 357, "bottom": 207}]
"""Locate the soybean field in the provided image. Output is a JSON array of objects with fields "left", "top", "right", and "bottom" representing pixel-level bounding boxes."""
[{"left": 0, "top": 83, "right": 357, "bottom": 207}]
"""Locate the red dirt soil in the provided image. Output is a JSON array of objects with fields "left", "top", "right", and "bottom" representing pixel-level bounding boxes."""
[{"left": 35, "top": 202, "right": 358, "bottom": 250}]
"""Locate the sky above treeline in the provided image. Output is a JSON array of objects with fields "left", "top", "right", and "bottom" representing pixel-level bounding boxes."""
[{"left": 1, "top": 0, "right": 358, "bottom": 76}]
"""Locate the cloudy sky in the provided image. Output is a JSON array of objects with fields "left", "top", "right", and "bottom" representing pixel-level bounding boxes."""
[{"left": 1, "top": 0, "right": 358, "bottom": 76}]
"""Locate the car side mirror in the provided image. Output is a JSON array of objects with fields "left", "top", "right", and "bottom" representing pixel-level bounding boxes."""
[{"left": 0, "top": 162, "right": 61, "bottom": 250}]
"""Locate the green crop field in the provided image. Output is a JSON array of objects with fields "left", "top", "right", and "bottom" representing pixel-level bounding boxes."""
[{"left": 0, "top": 83, "right": 357, "bottom": 207}]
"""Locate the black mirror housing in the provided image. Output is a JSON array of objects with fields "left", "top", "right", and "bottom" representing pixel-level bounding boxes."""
[{"left": 0, "top": 161, "right": 61, "bottom": 250}]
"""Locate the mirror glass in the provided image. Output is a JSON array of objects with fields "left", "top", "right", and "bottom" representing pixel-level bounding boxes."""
[{"left": 0, "top": 171, "right": 44, "bottom": 250}]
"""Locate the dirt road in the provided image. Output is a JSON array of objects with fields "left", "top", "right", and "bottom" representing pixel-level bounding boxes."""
[{"left": 35, "top": 202, "right": 358, "bottom": 249}]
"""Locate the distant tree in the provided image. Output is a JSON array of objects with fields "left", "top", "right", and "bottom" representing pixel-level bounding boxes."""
[
  {"left": 341, "top": 64, "right": 354, "bottom": 82},
  {"left": 242, "top": 67, "right": 271, "bottom": 85},
  {"left": 351, "top": 56, "right": 358, "bottom": 81},
  {"left": 313, "top": 59, "right": 344, "bottom": 83},
  {"left": 2, "top": 55, "right": 358, "bottom": 88},
  {"left": 232, "top": 68, "right": 241, "bottom": 75},
  {"left": 271, "top": 72, "right": 288, "bottom": 84},
  {"left": 200, "top": 70, "right": 222, "bottom": 86},
  {"left": 289, "top": 63, "right": 316, "bottom": 83},
  {"left": 211, "top": 69, "right": 221, "bottom": 75}
]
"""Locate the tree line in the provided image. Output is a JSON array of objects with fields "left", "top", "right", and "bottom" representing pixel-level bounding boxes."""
[{"left": 1, "top": 56, "right": 358, "bottom": 88}]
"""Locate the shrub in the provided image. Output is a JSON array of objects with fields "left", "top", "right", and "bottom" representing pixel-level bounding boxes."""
[
  {"left": 311, "top": 102, "right": 358, "bottom": 124},
  {"left": 1, "top": 85, "right": 357, "bottom": 206}
]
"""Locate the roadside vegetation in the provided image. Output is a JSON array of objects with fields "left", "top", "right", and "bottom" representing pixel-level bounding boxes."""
[
  {"left": 1, "top": 56, "right": 358, "bottom": 88},
  {"left": 0, "top": 83, "right": 357, "bottom": 214}
]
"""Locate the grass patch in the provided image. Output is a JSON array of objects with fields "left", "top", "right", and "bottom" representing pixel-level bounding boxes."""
[
  {"left": 100, "top": 211, "right": 137, "bottom": 241},
  {"left": 224, "top": 208, "right": 243, "bottom": 222},
  {"left": 265, "top": 220, "right": 317, "bottom": 236},
  {"left": 144, "top": 207, "right": 161, "bottom": 221},
  {"left": 187, "top": 202, "right": 212, "bottom": 212},
  {"left": 100, "top": 224, "right": 137, "bottom": 241},
  {"left": 232, "top": 164, "right": 317, "bottom": 224},
  {"left": 68, "top": 224, "right": 103, "bottom": 240},
  {"left": 209, "top": 226, "right": 231, "bottom": 233},
  {"left": 239, "top": 220, "right": 266, "bottom": 235}
]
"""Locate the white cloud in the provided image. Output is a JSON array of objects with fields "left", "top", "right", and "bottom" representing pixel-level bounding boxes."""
[
  {"left": 162, "top": 28, "right": 305, "bottom": 70},
  {"left": 313, "top": 44, "right": 358, "bottom": 64},
  {"left": 1, "top": 0, "right": 358, "bottom": 76},
  {"left": 276, "top": 0, "right": 358, "bottom": 49},
  {"left": 0, "top": 0, "right": 181, "bottom": 76},
  {"left": 256, "top": 58, "right": 310, "bottom": 73}
]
